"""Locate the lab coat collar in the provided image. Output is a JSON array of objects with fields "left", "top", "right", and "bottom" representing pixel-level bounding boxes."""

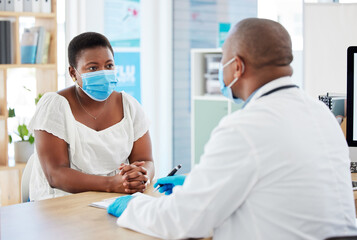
[
  {"left": 242, "top": 88, "right": 260, "bottom": 109},
  {"left": 244, "top": 76, "right": 295, "bottom": 108}
]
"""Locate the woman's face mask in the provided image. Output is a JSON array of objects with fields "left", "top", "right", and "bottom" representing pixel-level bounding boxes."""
[
  {"left": 218, "top": 57, "right": 245, "bottom": 104},
  {"left": 75, "top": 68, "right": 118, "bottom": 102}
]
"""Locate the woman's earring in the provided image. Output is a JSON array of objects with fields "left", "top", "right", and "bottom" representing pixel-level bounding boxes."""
[{"left": 72, "top": 77, "right": 76, "bottom": 82}]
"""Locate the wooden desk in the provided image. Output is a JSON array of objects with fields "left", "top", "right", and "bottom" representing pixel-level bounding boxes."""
[{"left": 0, "top": 185, "right": 211, "bottom": 240}]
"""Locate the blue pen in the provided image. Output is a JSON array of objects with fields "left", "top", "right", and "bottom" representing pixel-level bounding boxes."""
[{"left": 154, "top": 164, "right": 182, "bottom": 192}]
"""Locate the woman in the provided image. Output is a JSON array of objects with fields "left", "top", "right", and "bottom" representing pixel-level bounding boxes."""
[{"left": 28, "top": 32, "right": 154, "bottom": 201}]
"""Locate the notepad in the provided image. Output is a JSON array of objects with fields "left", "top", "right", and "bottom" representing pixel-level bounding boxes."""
[
  {"left": 89, "top": 193, "right": 153, "bottom": 209},
  {"left": 90, "top": 197, "right": 119, "bottom": 209}
]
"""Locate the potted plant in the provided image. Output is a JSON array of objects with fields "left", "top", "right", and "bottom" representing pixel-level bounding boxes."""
[
  {"left": 7, "top": 92, "right": 42, "bottom": 164},
  {"left": 9, "top": 124, "right": 34, "bottom": 163}
]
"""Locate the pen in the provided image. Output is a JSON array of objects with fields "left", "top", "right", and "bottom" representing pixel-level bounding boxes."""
[
  {"left": 166, "top": 164, "right": 182, "bottom": 177},
  {"left": 154, "top": 164, "right": 182, "bottom": 191}
]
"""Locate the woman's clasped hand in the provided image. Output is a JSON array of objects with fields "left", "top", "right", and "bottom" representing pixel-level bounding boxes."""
[{"left": 119, "top": 161, "right": 149, "bottom": 193}]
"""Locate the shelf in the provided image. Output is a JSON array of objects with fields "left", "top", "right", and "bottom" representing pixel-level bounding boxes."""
[
  {"left": 0, "top": 162, "right": 26, "bottom": 170},
  {"left": 0, "top": 11, "right": 55, "bottom": 18},
  {"left": 0, "top": 64, "right": 56, "bottom": 69},
  {"left": 193, "top": 95, "right": 228, "bottom": 101},
  {"left": 0, "top": 0, "right": 57, "bottom": 205},
  {"left": 191, "top": 48, "right": 222, "bottom": 53}
]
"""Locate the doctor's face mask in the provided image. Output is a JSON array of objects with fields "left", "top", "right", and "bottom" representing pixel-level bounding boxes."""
[
  {"left": 74, "top": 68, "right": 118, "bottom": 102},
  {"left": 218, "top": 57, "right": 245, "bottom": 104}
]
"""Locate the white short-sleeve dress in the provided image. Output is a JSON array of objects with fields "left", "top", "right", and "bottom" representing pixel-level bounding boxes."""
[{"left": 27, "top": 91, "right": 150, "bottom": 201}]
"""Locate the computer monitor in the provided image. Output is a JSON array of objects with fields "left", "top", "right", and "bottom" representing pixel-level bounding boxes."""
[{"left": 346, "top": 46, "right": 357, "bottom": 146}]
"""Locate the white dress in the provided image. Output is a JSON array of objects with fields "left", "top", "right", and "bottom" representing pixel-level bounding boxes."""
[{"left": 28, "top": 91, "right": 150, "bottom": 201}]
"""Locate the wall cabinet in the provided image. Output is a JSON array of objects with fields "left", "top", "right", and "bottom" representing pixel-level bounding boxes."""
[{"left": 191, "top": 49, "right": 243, "bottom": 166}]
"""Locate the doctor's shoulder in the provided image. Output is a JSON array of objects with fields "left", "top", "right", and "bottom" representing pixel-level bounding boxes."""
[
  {"left": 217, "top": 109, "right": 246, "bottom": 128},
  {"left": 222, "top": 104, "right": 270, "bottom": 128}
]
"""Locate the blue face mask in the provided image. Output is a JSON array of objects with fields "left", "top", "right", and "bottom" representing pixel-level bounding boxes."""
[
  {"left": 218, "top": 57, "right": 245, "bottom": 104},
  {"left": 75, "top": 69, "right": 118, "bottom": 101}
]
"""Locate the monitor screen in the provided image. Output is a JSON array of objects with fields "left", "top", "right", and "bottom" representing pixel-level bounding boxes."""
[{"left": 346, "top": 46, "right": 357, "bottom": 146}]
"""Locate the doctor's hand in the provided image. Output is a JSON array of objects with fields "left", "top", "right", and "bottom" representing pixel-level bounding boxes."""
[
  {"left": 154, "top": 175, "right": 186, "bottom": 195},
  {"left": 119, "top": 161, "right": 149, "bottom": 194},
  {"left": 107, "top": 195, "right": 133, "bottom": 218}
]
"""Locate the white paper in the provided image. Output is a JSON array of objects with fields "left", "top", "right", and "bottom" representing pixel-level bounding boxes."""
[
  {"left": 90, "top": 197, "right": 118, "bottom": 209},
  {"left": 89, "top": 193, "right": 153, "bottom": 209}
]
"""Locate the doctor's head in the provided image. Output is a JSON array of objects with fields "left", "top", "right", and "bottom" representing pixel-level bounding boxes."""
[
  {"left": 68, "top": 32, "right": 115, "bottom": 87},
  {"left": 221, "top": 18, "right": 293, "bottom": 101}
]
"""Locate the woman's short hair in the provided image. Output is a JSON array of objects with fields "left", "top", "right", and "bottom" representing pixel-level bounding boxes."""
[{"left": 68, "top": 32, "right": 114, "bottom": 68}]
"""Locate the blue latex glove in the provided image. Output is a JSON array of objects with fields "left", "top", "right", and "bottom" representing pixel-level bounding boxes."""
[
  {"left": 153, "top": 175, "right": 186, "bottom": 195},
  {"left": 107, "top": 195, "right": 133, "bottom": 217}
]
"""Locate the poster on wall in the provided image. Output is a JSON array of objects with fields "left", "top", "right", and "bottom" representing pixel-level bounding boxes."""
[
  {"left": 189, "top": 0, "right": 217, "bottom": 48},
  {"left": 114, "top": 51, "right": 141, "bottom": 103},
  {"left": 104, "top": 0, "right": 140, "bottom": 48},
  {"left": 218, "top": 22, "right": 231, "bottom": 47}
]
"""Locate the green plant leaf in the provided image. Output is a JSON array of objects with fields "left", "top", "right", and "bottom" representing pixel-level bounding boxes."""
[
  {"left": 28, "top": 135, "right": 35, "bottom": 144},
  {"left": 8, "top": 135, "right": 12, "bottom": 144},
  {"left": 17, "top": 124, "right": 29, "bottom": 141},
  {"left": 35, "top": 93, "right": 43, "bottom": 105},
  {"left": 8, "top": 108, "right": 15, "bottom": 118}
]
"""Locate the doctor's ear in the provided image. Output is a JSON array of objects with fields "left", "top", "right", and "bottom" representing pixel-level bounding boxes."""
[{"left": 234, "top": 56, "right": 245, "bottom": 78}]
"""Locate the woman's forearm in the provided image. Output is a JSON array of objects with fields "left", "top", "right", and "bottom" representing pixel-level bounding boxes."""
[{"left": 47, "top": 166, "right": 124, "bottom": 193}]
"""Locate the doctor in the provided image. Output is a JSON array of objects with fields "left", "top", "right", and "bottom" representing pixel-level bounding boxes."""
[{"left": 108, "top": 18, "right": 357, "bottom": 239}]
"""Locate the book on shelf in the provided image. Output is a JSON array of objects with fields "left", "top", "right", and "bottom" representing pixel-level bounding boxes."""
[
  {"left": 21, "top": 26, "right": 51, "bottom": 64},
  {"left": 23, "top": 0, "right": 32, "bottom": 12},
  {"left": 31, "top": 0, "right": 40, "bottom": 13},
  {"left": 0, "top": 20, "right": 14, "bottom": 64},
  {"left": 5, "top": 0, "right": 14, "bottom": 11},
  {"left": 3, "top": 0, "right": 51, "bottom": 13},
  {"left": 41, "top": 31, "right": 51, "bottom": 63},
  {"left": 5, "top": 20, "right": 14, "bottom": 63},
  {"left": 0, "top": 21, "right": 5, "bottom": 64},
  {"left": 34, "top": 26, "right": 44, "bottom": 63},
  {"left": 21, "top": 28, "right": 38, "bottom": 64},
  {"left": 0, "top": 0, "right": 5, "bottom": 11},
  {"left": 14, "top": 0, "right": 23, "bottom": 12},
  {"left": 41, "top": 0, "right": 51, "bottom": 13}
]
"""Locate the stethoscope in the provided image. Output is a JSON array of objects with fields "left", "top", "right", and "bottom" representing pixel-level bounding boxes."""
[{"left": 259, "top": 84, "right": 299, "bottom": 99}]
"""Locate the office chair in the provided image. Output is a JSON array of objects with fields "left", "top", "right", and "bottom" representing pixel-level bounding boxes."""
[{"left": 21, "top": 156, "right": 34, "bottom": 203}]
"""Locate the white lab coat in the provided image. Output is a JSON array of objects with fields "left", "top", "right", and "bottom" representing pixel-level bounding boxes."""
[{"left": 117, "top": 77, "right": 357, "bottom": 240}]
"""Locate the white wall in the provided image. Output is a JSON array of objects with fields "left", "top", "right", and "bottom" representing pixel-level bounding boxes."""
[
  {"left": 84, "top": 0, "right": 104, "bottom": 33},
  {"left": 304, "top": 3, "right": 357, "bottom": 161},
  {"left": 304, "top": 3, "right": 357, "bottom": 98}
]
